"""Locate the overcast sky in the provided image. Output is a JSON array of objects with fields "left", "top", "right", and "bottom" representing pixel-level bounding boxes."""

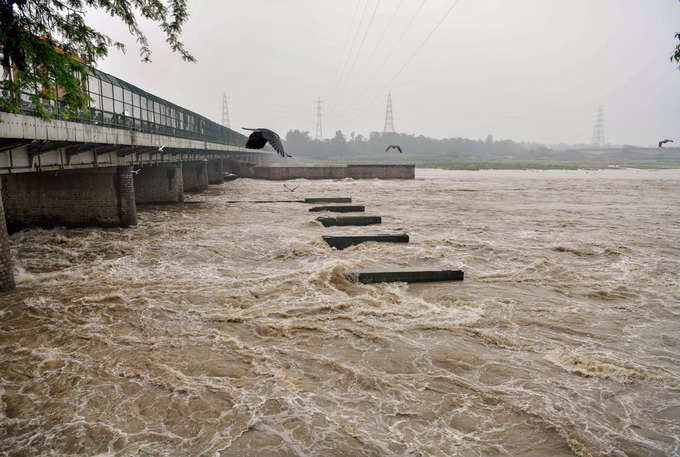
[{"left": 88, "top": 1, "right": 680, "bottom": 146}]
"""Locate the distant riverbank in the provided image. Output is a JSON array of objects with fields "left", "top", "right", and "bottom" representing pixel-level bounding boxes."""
[
  {"left": 286, "top": 144, "right": 680, "bottom": 170},
  {"left": 290, "top": 157, "right": 680, "bottom": 170},
  {"left": 428, "top": 160, "right": 680, "bottom": 170}
]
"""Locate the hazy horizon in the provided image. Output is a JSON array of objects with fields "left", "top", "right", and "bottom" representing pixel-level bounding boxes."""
[{"left": 88, "top": 1, "right": 680, "bottom": 147}]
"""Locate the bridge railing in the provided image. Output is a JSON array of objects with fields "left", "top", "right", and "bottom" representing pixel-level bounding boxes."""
[{"left": 1, "top": 58, "right": 247, "bottom": 147}]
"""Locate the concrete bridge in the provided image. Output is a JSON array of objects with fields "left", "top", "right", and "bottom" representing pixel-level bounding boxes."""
[{"left": 0, "top": 68, "right": 274, "bottom": 291}]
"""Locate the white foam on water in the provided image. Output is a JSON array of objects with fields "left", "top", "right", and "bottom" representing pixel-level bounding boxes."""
[{"left": 1, "top": 170, "right": 679, "bottom": 456}]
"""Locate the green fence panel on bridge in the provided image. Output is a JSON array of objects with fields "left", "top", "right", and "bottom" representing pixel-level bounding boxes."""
[{"left": 1, "top": 61, "right": 247, "bottom": 148}]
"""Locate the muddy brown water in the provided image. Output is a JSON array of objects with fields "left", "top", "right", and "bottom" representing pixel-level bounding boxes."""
[{"left": 1, "top": 168, "right": 679, "bottom": 456}]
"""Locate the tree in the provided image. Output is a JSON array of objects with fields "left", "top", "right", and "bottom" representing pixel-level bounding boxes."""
[{"left": 0, "top": 0, "right": 194, "bottom": 120}]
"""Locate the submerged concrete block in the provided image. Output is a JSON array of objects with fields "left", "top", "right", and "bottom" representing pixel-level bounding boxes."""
[
  {"left": 346, "top": 269, "right": 464, "bottom": 284},
  {"left": 304, "top": 197, "right": 352, "bottom": 203},
  {"left": 316, "top": 216, "right": 381, "bottom": 227},
  {"left": 322, "top": 234, "right": 409, "bottom": 250},
  {"left": 309, "top": 205, "right": 365, "bottom": 213}
]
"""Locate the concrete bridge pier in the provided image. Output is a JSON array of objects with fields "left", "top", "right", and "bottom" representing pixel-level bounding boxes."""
[
  {"left": 1, "top": 166, "right": 137, "bottom": 233},
  {"left": 207, "top": 159, "right": 224, "bottom": 184},
  {"left": 182, "top": 160, "right": 209, "bottom": 192},
  {"left": 223, "top": 159, "right": 255, "bottom": 177},
  {"left": 134, "top": 163, "right": 184, "bottom": 204},
  {"left": 0, "top": 191, "right": 15, "bottom": 291}
]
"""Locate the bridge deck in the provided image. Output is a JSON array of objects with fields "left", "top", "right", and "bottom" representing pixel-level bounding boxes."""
[{"left": 0, "top": 112, "right": 273, "bottom": 173}]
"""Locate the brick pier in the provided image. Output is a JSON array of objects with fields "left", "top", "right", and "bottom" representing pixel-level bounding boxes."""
[
  {"left": 182, "top": 161, "right": 209, "bottom": 192},
  {"left": 207, "top": 159, "right": 224, "bottom": 184},
  {"left": 1, "top": 166, "right": 137, "bottom": 232},
  {"left": 0, "top": 188, "right": 14, "bottom": 291},
  {"left": 134, "top": 163, "right": 184, "bottom": 204}
]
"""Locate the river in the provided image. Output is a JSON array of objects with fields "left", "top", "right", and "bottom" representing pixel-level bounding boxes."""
[{"left": 1, "top": 168, "right": 679, "bottom": 456}]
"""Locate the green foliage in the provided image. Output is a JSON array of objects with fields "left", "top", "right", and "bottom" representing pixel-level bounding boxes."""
[
  {"left": 284, "top": 130, "right": 680, "bottom": 169},
  {"left": 284, "top": 129, "right": 549, "bottom": 165},
  {"left": 0, "top": 0, "right": 194, "bottom": 121}
]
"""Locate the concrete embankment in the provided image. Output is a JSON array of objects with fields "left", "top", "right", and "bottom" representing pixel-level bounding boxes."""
[{"left": 224, "top": 164, "right": 415, "bottom": 180}]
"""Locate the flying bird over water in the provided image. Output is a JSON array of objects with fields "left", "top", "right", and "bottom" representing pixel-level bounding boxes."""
[
  {"left": 658, "top": 139, "right": 674, "bottom": 148},
  {"left": 385, "top": 144, "right": 403, "bottom": 153},
  {"left": 243, "top": 128, "right": 292, "bottom": 157}
]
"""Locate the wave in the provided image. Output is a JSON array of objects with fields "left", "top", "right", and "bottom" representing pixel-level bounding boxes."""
[{"left": 547, "top": 350, "right": 679, "bottom": 387}]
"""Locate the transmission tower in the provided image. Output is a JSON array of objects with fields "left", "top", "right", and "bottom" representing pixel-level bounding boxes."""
[
  {"left": 315, "top": 97, "right": 323, "bottom": 140},
  {"left": 591, "top": 105, "right": 605, "bottom": 147},
  {"left": 221, "top": 92, "right": 231, "bottom": 128},
  {"left": 383, "top": 92, "right": 395, "bottom": 133}
]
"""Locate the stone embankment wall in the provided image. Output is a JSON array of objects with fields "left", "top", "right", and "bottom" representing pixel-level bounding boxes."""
[{"left": 225, "top": 164, "right": 415, "bottom": 180}]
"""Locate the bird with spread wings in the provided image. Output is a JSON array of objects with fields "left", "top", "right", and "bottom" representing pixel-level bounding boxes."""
[
  {"left": 658, "top": 139, "right": 674, "bottom": 148},
  {"left": 243, "top": 128, "right": 293, "bottom": 157},
  {"left": 385, "top": 144, "right": 403, "bottom": 153}
]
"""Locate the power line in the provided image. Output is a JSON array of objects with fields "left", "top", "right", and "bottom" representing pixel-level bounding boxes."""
[
  {"left": 374, "top": 0, "right": 429, "bottom": 78},
  {"left": 362, "top": 0, "right": 407, "bottom": 71},
  {"left": 335, "top": 0, "right": 371, "bottom": 88},
  {"left": 333, "top": 0, "right": 364, "bottom": 87},
  {"left": 336, "top": 0, "right": 464, "bottom": 125},
  {"left": 331, "top": 0, "right": 428, "bottom": 118},
  {"left": 388, "top": 0, "right": 463, "bottom": 85},
  {"left": 339, "top": 0, "right": 382, "bottom": 89}
]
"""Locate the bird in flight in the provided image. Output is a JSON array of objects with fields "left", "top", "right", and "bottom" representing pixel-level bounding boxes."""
[
  {"left": 131, "top": 168, "right": 142, "bottom": 175},
  {"left": 385, "top": 144, "right": 403, "bottom": 153},
  {"left": 243, "top": 128, "right": 292, "bottom": 157},
  {"left": 283, "top": 184, "right": 299, "bottom": 192},
  {"left": 158, "top": 145, "right": 165, "bottom": 152},
  {"left": 658, "top": 139, "right": 674, "bottom": 148}
]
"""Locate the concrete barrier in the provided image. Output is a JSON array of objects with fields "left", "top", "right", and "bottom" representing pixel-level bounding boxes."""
[
  {"left": 346, "top": 164, "right": 415, "bottom": 179},
  {"left": 304, "top": 197, "right": 352, "bottom": 203},
  {"left": 233, "top": 164, "right": 415, "bottom": 180},
  {"left": 322, "top": 234, "right": 409, "bottom": 250},
  {"left": 309, "top": 205, "right": 365, "bottom": 213},
  {"left": 316, "top": 216, "right": 381, "bottom": 227},
  {"left": 346, "top": 269, "right": 464, "bottom": 284}
]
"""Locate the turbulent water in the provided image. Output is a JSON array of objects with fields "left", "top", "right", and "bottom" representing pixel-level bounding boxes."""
[{"left": 0, "top": 168, "right": 679, "bottom": 457}]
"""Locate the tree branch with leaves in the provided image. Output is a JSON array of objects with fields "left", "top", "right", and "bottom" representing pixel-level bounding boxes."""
[{"left": 0, "top": 0, "right": 194, "bottom": 120}]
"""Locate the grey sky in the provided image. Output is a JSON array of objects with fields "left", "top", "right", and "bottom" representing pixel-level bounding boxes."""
[{"left": 89, "top": 1, "right": 680, "bottom": 146}]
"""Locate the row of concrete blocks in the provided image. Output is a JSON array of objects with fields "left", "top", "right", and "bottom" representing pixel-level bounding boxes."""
[
  {"left": 308, "top": 199, "right": 464, "bottom": 284},
  {"left": 0, "top": 159, "right": 233, "bottom": 291}
]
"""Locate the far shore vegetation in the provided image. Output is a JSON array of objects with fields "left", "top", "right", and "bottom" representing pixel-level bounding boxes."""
[{"left": 283, "top": 130, "right": 680, "bottom": 170}]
